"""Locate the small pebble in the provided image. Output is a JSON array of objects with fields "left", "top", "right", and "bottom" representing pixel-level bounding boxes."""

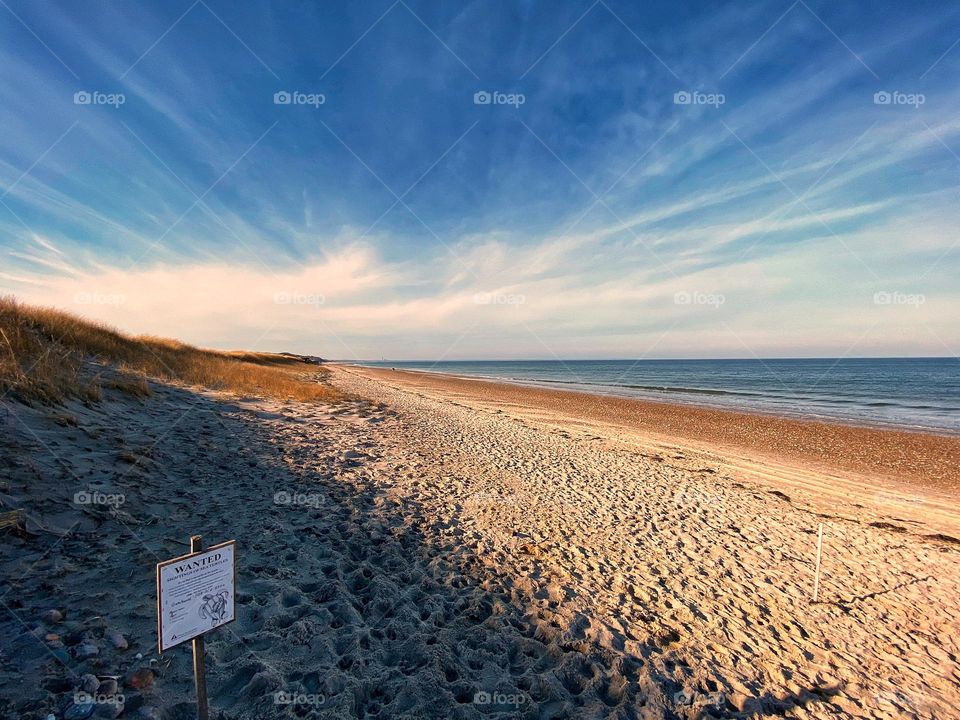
[
  {"left": 105, "top": 631, "right": 128, "bottom": 650},
  {"left": 63, "top": 629, "right": 86, "bottom": 647},
  {"left": 43, "top": 609, "right": 63, "bottom": 624},
  {"left": 80, "top": 673, "right": 100, "bottom": 693},
  {"left": 98, "top": 677, "right": 119, "bottom": 695},
  {"left": 64, "top": 701, "right": 95, "bottom": 720},
  {"left": 74, "top": 642, "right": 99, "bottom": 660}
]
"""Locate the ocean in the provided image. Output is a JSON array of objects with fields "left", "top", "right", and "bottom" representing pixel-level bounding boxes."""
[{"left": 357, "top": 358, "right": 960, "bottom": 434}]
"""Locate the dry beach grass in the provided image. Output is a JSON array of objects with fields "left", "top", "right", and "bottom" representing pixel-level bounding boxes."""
[{"left": 0, "top": 297, "right": 340, "bottom": 404}]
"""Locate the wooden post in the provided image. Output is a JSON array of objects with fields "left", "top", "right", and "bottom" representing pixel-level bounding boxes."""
[
  {"left": 812, "top": 523, "right": 824, "bottom": 603},
  {"left": 190, "top": 535, "right": 210, "bottom": 720}
]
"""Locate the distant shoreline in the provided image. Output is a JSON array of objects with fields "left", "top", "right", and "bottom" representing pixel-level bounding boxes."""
[
  {"left": 345, "top": 361, "right": 960, "bottom": 438},
  {"left": 339, "top": 363, "right": 960, "bottom": 499}
]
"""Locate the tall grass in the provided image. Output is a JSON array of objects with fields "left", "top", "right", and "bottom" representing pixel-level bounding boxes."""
[{"left": 0, "top": 296, "right": 340, "bottom": 404}]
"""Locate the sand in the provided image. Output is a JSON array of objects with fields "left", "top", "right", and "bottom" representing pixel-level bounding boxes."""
[{"left": 1, "top": 362, "right": 958, "bottom": 719}]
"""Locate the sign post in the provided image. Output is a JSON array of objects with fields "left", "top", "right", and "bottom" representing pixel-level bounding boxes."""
[
  {"left": 157, "top": 536, "right": 236, "bottom": 720},
  {"left": 190, "top": 536, "right": 210, "bottom": 720}
]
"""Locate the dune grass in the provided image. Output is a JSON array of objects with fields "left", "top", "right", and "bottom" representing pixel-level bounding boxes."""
[{"left": 0, "top": 296, "right": 340, "bottom": 404}]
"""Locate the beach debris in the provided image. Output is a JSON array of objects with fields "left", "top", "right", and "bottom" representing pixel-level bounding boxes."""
[
  {"left": 869, "top": 521, "right": 906, "bottom": 533},
  {"left": 0, "top": 508, "right": 25, "bottom": 535},
  {"left": 925, "top": 532, "right": 960, "bottom": 545},
  {"left": 126, "top": 668, "right": 155, "bottom": 690}
]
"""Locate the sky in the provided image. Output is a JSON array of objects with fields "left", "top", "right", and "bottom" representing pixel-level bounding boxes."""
[{"left": 1, "top": 0, "right": 959, "bottom": 360}]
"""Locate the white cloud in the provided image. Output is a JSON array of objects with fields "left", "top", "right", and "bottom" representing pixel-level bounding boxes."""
[{"left": 5, "top": 207, "right": 956, "bottom": 359}]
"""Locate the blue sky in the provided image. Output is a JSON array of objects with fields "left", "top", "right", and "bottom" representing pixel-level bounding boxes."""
[{"left": 2, "top": 0, "right": 959, "bottom": 359}]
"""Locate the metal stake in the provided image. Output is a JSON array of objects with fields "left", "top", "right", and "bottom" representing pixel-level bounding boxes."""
[{"left": 813, "top": 523, "right": 824, "bottom": 603}]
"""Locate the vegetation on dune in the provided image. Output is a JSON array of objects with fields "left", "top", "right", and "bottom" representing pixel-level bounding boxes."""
[{"left": 0, "top": 296, "right": 340, "bottom": 404}]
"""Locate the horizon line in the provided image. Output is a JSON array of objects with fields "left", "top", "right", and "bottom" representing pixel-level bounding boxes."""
[{"left": 338, "top": 355, "right": 958, "bottom": 363}]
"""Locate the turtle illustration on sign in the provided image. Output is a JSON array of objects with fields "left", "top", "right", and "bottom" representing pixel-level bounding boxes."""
[{"left": 198, "top": 591, "right": 230, "bottom": 626}]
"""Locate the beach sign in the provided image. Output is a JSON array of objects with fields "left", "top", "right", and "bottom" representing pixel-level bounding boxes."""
[
  {"left": 157, "top": 536, "right": 236, "bottom": 720},
  {"left": 156, "top": 538, "right": 236, "bottom": 652}
]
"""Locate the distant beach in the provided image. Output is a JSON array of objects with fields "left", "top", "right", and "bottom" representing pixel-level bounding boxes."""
[
  {"left": 356, "top": 358, "right": 960, "bottom": 434},
  {"left": 344, "top": 364, "right": 960, "bottom": 519}
]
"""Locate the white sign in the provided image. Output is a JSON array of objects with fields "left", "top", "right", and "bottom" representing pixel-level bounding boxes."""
[{"left": 156, "top": 541, "right": 236, "bottom": 652}]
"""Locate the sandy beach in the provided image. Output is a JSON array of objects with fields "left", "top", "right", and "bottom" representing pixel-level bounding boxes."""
[
  {"left": 343, "top": 365, "right": 960, "bottom": 534},
  {"left": 2, "top": 362, "right": 958, "bottom": 719},
  {"left": 5, "top": 0, "right": 960, "bottom": 717}
]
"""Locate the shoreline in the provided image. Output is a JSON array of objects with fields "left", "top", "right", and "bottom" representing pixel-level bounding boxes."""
[
  {"left": 338, "top": 364, "right": 960, "bottom": 526},
  {"left": 345, "top": 362, "right": 960, "bottom": 438}
]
